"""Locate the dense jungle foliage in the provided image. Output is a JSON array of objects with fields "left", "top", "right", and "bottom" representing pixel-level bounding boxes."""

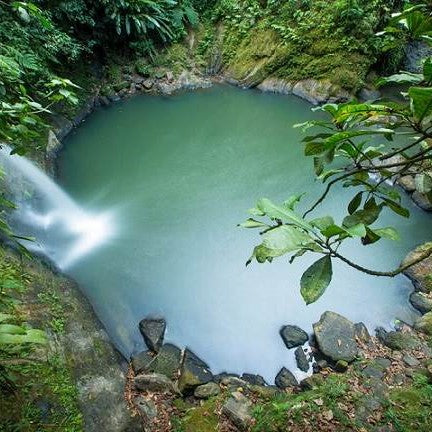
[{"left": 1, "top": 1, "right": 432, "bottom": 431}]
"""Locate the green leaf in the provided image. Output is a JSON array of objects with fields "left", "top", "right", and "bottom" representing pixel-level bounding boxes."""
[
  {"left": 310, "top": 216, "right": 334, "bottom": 231},
  {"left": 345, "top": 223, "right": 367, "bottom": 238},
  {"left": 376, "top": 72, "right": 423, "bottom": 87},
  {"left": 239, "top": 219, "right": 268, "bottom": 229},
  {"left": 256, "top": 198, "right": 313, "bottom": 231},
  {"left": 373, "top": 227, "right": 400, "bottom": 240},
  {"left": 409, "top": 87, "right": 432, "bottom": 122},
  {"left": 348, "top": 192, "right": 363, "bottom": 215},
  {"left": 300, "top": 255, "right": 332, "bottom": 305},
  {"left": 383, "top": 198, "right": 410, "bottom": 218},
  {"left": 424, "top": 58, "right": 432, "bottom": 82}
]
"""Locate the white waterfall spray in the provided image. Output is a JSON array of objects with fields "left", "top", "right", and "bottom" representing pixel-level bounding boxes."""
[{"left": 0, "top": 145, "right": 116, "bottom": 270}]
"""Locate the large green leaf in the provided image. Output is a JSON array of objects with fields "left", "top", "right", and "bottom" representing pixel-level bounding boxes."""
[
  {"left": 376, "top": 72, "right": 423, "bottom": 87},
  {"left": 409, "top": 87, "right": 432, "bottom": 122},
  {"left": 300, "top": 255, "right": 333, "bottom": 305}
]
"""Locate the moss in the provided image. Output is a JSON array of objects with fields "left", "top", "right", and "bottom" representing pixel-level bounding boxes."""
[
  {"left": 415, "top": 312, "right": 432, "bottom": 336},
  {"left": 384, "top": 374, "right": 432, "bottom": 432},
  {"left": 152, "top": 43, "right": 191, "bottom": 76},
  {"left": 173, "top": 397, "right": 220, "bottom": 432}
]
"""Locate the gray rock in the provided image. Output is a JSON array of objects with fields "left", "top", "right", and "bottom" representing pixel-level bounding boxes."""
[
  {"left": 410, "top": 292, "right": 432, "bottom": 314},
  {"left": 414, "top": 311, "right": 432, "bottom": 335},
  {"left": 220, "top": 376, "right": 248, "bottom": 391},
  {"left": 134, "top": 373, "right": 177, "bottom": 393},
  {"left": 147, "top": 343, "right": 181, "bottom": 379},
  {"left": 166, "top": 71, "right": 174, "bottom": 81},
  {"left": 99, "top": 96, "right": 110, "bottom": 107},
  {"left": 294, "top": 347, "right": 309, "bottom": 372},
  {"left": 214, "top": 372, "right": 240, "bottom": 383},
  {"left": 404, "top": 41, "right": 432, "bottom": 73},
  {"left": 403, "top": 243, "right": 432, "bottom": 293},
  {"left": 133, "top": 396, "right": 157, "bottom": 423},
  {"left": 354, "top": 322, "right": 371, "bottom": 343},
  {"left": 412, "top": 191, "right": 432, "bottom": 211},
  {"left": 375, "top": 357, "right": 391, "bottom": 370},
  {"left": 194, "top": 382, "right": 220, "bottom": 399},
  {"left": 361, "top": 365, "right": 384, "bottom": 379},
  {"left": 257, "top": 78, "right": 293, "bottom": 95},
  {"left": 131, "top": 350, "right": 154, "bottom": 374},
  {"left": 313, "top": 312, "right": 358, "bottom": 362},
  {"left": 274, "top": 367, "right": 298, "bottom": 388},
  {"left": 241, "top": 373, "right": 267, "bottom": 386},
  {"left": 222, "top": 392, "right": 253, "bottom": 431},
  {"left": 358, "top": 87, "right": 381, "bottom": 102},
  {"left": 139, "top": 318, "right": 166, "bottom": 353},
  {"left": 178, "top": 349, "right": 213, "bottom": 394},
  {"left": 398, "top": 175, "right": 416, "bottom": 193},
  {"left": 376, "top": 327, "right": 420, "bottom": 350},
  {"left": 403, "top": 354, "right": 420, "bottom": 367},
  {"left": 142, "top": 79, "right": 154, "bottom": 89},
  {"left": 280, "top": 325, "right": 308, "bottom": 348},
  {"left": 108, "top": 93, "right": 121, "bottom": 102},
  {"left": 292, "top": 79, "right": 351, "bottom": 105}
]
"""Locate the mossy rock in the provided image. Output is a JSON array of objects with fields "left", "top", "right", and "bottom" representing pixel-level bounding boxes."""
[
  {"left": 403, "top": 243, "right": 432, "bottom": 293},
  {"left": 415, "top": 312, "right": 432, "bottom": 335},
  {"left": 173, "top": 398, "right": 219, "bottom": 432}
]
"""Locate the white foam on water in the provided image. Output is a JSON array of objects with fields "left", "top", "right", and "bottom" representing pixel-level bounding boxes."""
[{"left": 0, "top": 144, "right": 116, "bottom": 270}]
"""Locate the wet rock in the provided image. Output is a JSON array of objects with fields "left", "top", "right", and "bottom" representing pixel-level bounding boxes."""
[
  {"left": 257, "top": 77, "right": 293, "bottom": 95},
  {"left": 414, "top": 312, "right": 432, "bottom": 335},
  {"left": 194, "top": 382, "right": 220, "bottom": 399},
  {"left": 403, "top": 354, "right": 420, "bottom": 367},
  {"left": 292, "top": 79, "right": 351, "bottom": 105},
  {"left": 313, "top": 312, "right": 358, "bottom": 362},
  {"left": 376, "top": 328, "right": 420, "bottom": 350},
  {"left": 134, "top": 373, "right": 178, "bottom": 393},
  {"left": 275, "top": 367, "right": 298, "bottom": 389},
  {"left": 295, "top": 347, "right": 309, "bottom": 372},
  {"left": 99, "top": 96, "right": 110, "bottom": 106},
  {"left": 241, "top": 373, "right": 267, "bottom": 386},
  {"left": 108, "top": 93, "right": 121, "bottom": 102},
  {"left": 403, "top": 243, "right": 432, "bottom": 293},
  {"left": 280, "top": 325, "right": 308, "bottom": 349},
  {"left": 131, "top": 350, "right": 154, "bottom": 374},
  {"left": 358, "top": 87, "right": 381, "bottom": 102},
  {"left": 133, "top": 396, "right": 157, "bottom": 423},
  {"left": 138, "top": 318, "right": 166, "bottom": 353},
  {"left": 410, "top": 292, "right": 432, "bottom": 314},
  {"left": 146, "top": 343, "right": 181, "bottom": 379},
  {"left": 222, "top": 392, "right": 253, "bottom": 431},
  {"left": 46, "top": 130, "right": 62, "bottom": 158},
  {"left": 397, "top": 175, "right": 416, "bottom": 193},
  {"left": 354, "top": 322, "right": 371, "bottom": 343},
  {"left": 178, "top": 349, "right": 213, "bottom": 394},
  {"left": 412, "top": 191, "right": 432, "bottom": 211}
]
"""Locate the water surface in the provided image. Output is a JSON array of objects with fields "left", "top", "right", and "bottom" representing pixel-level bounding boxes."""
[{"left": 41, "top": 86, "right": 432, "bottom": 381}]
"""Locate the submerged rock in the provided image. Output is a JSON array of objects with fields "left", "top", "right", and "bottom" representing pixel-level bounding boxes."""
[
  {"left": 403, "top": 243, "right": 432, "bottom": 293},
  {"left": 222, "top": 392, "right": 253, "bottom": 431},
  {"left": 295, "top": 347, "right": 310, "bottom": 372},
  {"left": 280, "top": 325, "right": 308, "bottom": 349},
  {"left": 139, "top": 317, "right": 166, "bottom": 353},
  {"left": 241, "top": 373, "right": 267, "bottom": 386},
  {"left": 313, "top": 312, "right": 358, "bottom": 362},
  {"left": 178, "top": 349, "right": 213, "bottom": 394},
  {"left": 410, "top": 292, "right": 432, "bottom": 314},
  {"left": 194, "top": 382, "right": 220, "bottom": 399},
  {"left": 134, "top": 373, "right": 178, "bottom": 393},
  {"left": 274, "top": 367, "right": 298, "bottom": 389}
]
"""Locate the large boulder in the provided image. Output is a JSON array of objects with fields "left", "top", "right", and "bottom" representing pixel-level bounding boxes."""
[
  {"left": 139, "top": 317, "right": 166, "bottom": 353},
  {"left": 410, "top": 292, "right": 432, "bottom": 314},
  {"left": 280, "top": 325, "right": 308, "bottom": 349},
  {"left": 222, "top": 392, "right": 253, "bottom": 431},
  {"left": 403, "top": 243, "right": 432, "bottom": 293},
  {"left": 274, "top": 367, "right": 298, "bottom": 389},
  {"left": 313, "top": 312, "right": 358, "bottom": 362},
  {"left": 178, "top": 349, "right": 213, "bottom": 394}
]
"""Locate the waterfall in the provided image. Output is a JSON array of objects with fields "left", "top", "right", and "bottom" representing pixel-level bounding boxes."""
[{"left": 0, "top": 144, "right": 116, "bottom": 270}]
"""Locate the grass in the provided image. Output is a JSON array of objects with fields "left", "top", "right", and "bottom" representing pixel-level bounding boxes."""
[
  {"left": 0, "top": 247, "right": 83, "bottom": 431},
  {"left": 384, "top": 374, "right": 432, "bottom": 432}
]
